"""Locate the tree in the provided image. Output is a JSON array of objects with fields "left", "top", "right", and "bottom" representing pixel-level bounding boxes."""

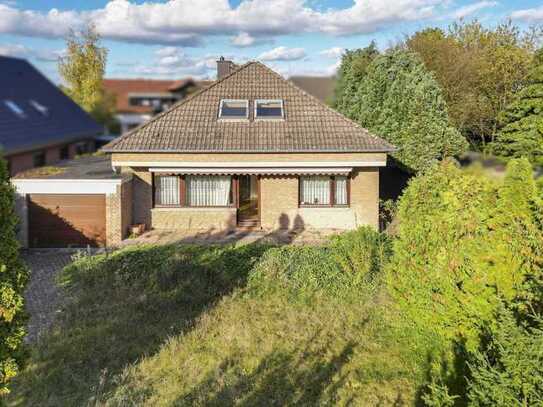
[
  {"left": 405, "top": 20, "right": 540, "bottom": 150},
  {"left": 337, "top": 49, "right": 467, "bottom": 172},
  {"left": 333, "top": 42, "right": 379, "bottom": 115},
  {"left": 491, "top": 48, "right": 543, "bottom": 168},
  {"left": 387, "top": 159, "right": 543, "bottom": 349},
  {"left": 0, "top": 155, "right": 29, "bottom": 395},
  {"left": 59, "top": 24, "right": 116, "bottom": 130}
]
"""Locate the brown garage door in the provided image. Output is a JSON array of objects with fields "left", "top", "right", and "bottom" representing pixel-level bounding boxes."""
[{"left": 28, "top": 194, "right": 106, "bottom": 248}]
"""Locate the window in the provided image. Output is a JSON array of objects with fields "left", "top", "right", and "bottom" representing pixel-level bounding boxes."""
[
  {"left": 255, "top": 99, "right": 284, "bottom": 119},
  {"left": 219, "top": 99, "right": 248, "bottom": 119},
  {"left": 30, "top": 99, "right": 48, "bottom": 116},
  {"left": 155, "top": 175, "right": 180, "bottom": 206},
  {"left": 154, "top": 175, "right": 234, "bottom": 207},
  {"left": 186, "top": 176, "right": 232, "bottom": 207},
  {"left": 32, "top": 151, "right": 46, "bottom": 168},
  {"left": 299, "top": 175, "right": 349, "bottom": 207},
  {"left": 4, "top": 100, "right": 26, "bottom": 118}
]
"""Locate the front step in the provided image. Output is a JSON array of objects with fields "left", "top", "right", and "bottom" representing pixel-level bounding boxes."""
[{"left": 237, "top": 218, "right": 260, "bottom": 228}]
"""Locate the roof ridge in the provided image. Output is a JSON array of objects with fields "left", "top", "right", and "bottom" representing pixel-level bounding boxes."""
[
  {"left": 255, "top": 62, "right": 395, "bottom": 150},
  {"left": 103, "top": 62, "right": 255, "bottom": 151}
]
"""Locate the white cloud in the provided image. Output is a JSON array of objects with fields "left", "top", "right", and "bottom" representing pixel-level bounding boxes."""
[
  {"left": 319, "top": 47, "right": 345, "bottom": 59},
  {"left": 511, "top": 6, "right": 543, "bottom": 22},
  {"left": 230, "top": 32, "right": 272, "bottom": 47},
  {"left": 259, "top": 46, "right": 306, "bottom": 61},
  {"left": 0, "top": 0, "right": 493, "bottom": 46},
  {"left": 451, "top": 1, "right": 498, "bottom": 19},
  {"left": 0, "top": 42, "right": 63, "bottom": 61}
]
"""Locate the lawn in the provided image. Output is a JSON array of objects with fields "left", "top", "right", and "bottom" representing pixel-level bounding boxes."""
[{"left": 7, "top": 237, "right": 433, "bottom": 406}]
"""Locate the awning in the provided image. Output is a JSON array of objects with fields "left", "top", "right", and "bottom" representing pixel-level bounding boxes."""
[{"left": 149, "top": 167, "right": 353, "bottom": 175}]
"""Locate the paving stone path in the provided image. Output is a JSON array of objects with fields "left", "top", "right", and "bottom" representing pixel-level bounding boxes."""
[{"left": 23, "top": 251, "right": 75, "bottom": 343}]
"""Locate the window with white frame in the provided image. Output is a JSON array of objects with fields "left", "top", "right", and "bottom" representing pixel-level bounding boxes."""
[
  {"left": 219, "top": 99, "right": 248, "bottom": 119},
  {"left": 299, "top": 175, "right": 349, "bottom": 207},
  {"left": 154, "top": 174, "right": 233, "bottom": 207},
  {"left": 4, "top": 100, "right": 26, "bottom": 118},
  {"left": 255, "top": 99, "right": 283, "bottom": 119}
]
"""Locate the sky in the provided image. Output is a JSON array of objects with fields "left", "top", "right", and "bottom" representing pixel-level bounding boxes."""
[{"left": 0, "top": 0, "right": 542, "bottom": 83}]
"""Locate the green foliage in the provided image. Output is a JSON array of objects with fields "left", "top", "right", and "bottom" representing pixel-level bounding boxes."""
[
  {"left": 59, "top": 24, "right": 117, "bottom": 129},
  {"left": 0, "top": 155, "right": 29, "bottom": 395},
  {"left": 491, "top": 48, "right": 543, "bottom": 168},
  {"left": 336, "top": 49, "right": 467, "bottom": 172},
  {"left": 249, "top": 227, "right": 391, "bottom": 301},
  {"left": 467, "top": 309, "right": 543, "bottom": 406},
  {"left": 329, "top": 226, "right": 390, "bottom": 280},
  {"left": 406, "top": 20, "right": 540, "bottom": 149},
  {"left": 387, "top": 158, "right": 543, "bottom": 349},
  {"left": 333, "top": 42, "right": 379, "bottom": 115}
]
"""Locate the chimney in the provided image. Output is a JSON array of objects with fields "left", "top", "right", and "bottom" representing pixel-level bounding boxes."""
[{"left": 217, "top": 56, "right": 234, "bottom": 80}]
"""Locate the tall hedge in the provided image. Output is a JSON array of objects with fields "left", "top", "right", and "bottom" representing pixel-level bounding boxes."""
[
  {"left": 386, "top": 158, "right": 543, "bottom": 349},
  {"left": 0, "top": 155, "right": 29, "bottom": 394},
  {"left": 491, "top": 48, "right": 543, "bottom": 168},
  {"left": 335, "top": 49, "right": 467, "bottom": 172}
]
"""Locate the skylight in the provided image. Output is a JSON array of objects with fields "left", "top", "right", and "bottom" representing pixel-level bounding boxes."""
[
  {"left": 219, "top": 99, "right": 248, "bottom": 120},
  {"left": 4, "top": 100, "right": 26, "bottom": 118},
  {"left": 30, "top": 100, "right": 49, "bottom": 116},
  {"left": 255, "top": 99, "right": 284, "bottom": 119}
]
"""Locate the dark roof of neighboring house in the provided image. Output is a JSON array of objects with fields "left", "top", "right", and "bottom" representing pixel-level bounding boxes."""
[
  {"left": 103, "top": 78, "right": 197, "bottom": 114},
  {"left": 103, "top": 62, "right": 394, "bottom": 154},
  {"left": 289, "top": 76, "right": 336, "bottom": 104},
  {"left": 0, "top": 56, "right": 102, "bottom": 156},
  {"left": 13, "top": 154, "right": 121, "bottom": 180}
]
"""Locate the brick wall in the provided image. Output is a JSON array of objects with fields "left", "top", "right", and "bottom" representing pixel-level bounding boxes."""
[
  {"left": 45, "top": 147, "right": 60, "bottom": 165},
  {"left": 105, "top": 177, "right": 133, "bottom": 246},
  {"left": 131, "top": 170, "right": 153, "bottom": 228},
  {"left": 151, "top": 208, "right": 237, "bottom": 231},
  {"left": 8, "top": 152, "right": 34, "bottom": 175}
]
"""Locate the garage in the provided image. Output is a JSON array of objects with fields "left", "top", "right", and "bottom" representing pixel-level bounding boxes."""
[
  {"left": 12, "top": 155, "right": 132, "bottom": 248},
  {"left": 28, "top": 194, "right": 106, "bottom": 248}
]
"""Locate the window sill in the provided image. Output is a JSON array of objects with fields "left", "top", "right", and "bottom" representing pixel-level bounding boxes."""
[{"left": 152, "top": 206, "right": 236, "bottom": 211}]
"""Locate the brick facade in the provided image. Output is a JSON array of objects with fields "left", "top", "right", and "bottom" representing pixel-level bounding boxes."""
[{"left": 105, "top": 177, "right": 133, "bottom": 246}]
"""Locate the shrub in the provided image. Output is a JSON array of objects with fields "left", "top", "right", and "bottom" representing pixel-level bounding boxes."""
[
  {"left": 329, "top": 226, "right": 391, "bottom": 282},
  {"left": 0, "top": 155, "right": 29, "bottom": 395},
  {"left": 387, "top": 159, "right": 543, "bottom": 349},
  {"left": 467, "top": 309, "right": 543, "bottom": 406}
]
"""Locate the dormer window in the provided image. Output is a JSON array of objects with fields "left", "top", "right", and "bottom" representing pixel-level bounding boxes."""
[
  {"left": 219, "top": 99, "right": 248, "bottom": 120},
  {"left": 255, "top": 99, "right": 284, "bottom": 119},
  {"left": 30, "top": 99, "right": 49, "bottom": 116},
  {"left": 4, "top": 100, "right": 26, "bottom": 118}
]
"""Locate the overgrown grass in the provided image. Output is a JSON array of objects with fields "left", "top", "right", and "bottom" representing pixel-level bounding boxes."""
[{"left": 8, "top": 228, "right": 437, "bottom": 406}]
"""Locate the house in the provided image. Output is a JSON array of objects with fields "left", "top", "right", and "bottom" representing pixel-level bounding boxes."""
[
  {"left": 12, "top": 59, "right": 394, "bottom": 248},
  {"left": 103, "top": 78, "right": 209, "bottom": 134},
  {"left": 0, "top": 56, "right": 102, "bottom": 176}
]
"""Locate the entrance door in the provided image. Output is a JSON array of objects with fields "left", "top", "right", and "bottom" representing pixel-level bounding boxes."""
[{"left": 237, "top": 175, "right": 260, "bottom": 227}]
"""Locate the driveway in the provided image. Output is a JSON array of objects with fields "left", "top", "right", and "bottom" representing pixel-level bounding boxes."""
[{"left": 23, "top": 251, "right": 74, "bottom": 343}]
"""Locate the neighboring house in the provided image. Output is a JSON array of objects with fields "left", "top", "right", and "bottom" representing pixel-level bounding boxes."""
[
  {"left": 0, "top": 56, "right": 102, "bottom": 176},
  {"left": 103, "top": 78, "right": 209, "bottom": 134},
  {"left": 12, "top": 59, "right": 394, "bottom": 248},
  {"left": 289, "top": 76, "right": 336, "bottom": 104}
]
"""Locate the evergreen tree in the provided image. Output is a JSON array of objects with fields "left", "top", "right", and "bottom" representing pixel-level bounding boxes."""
[
  {"left": 491, "top": 48, "right": 543, "bottom": 167},
  {"left": 339, "top": 50, "right": 467, "bottom": 172},
  {"left": 333, "top": 42, "right": 379, "bottom": 116},
  {"left": 0, "top": 155, "right": 29, "bottom": 394}
]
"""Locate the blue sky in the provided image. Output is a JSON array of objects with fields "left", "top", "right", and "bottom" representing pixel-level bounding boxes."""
[{"left": 1, "top": 0, "right": 542, "bottom": 83}]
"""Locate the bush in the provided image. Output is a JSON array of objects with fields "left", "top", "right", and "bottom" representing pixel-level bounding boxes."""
[
  {"left": 248, "top": 227, "right": 391, "bottom": 301},
  {"left": 387, "top": 158, "right": 543, "bottom": 349},
  {"left": 0, "top": 156, "right": 29, "bottom": 395},
  {"left": 467, "top": 309, "right": 543, "bottom": 406},
  {"left": 329, "top": 226, "right": 391, "bottom": 281}
]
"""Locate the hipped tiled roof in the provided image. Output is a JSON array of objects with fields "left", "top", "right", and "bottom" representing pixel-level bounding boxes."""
[{"left": 103, "top": 62, "right": 394, "bottom": 153}]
